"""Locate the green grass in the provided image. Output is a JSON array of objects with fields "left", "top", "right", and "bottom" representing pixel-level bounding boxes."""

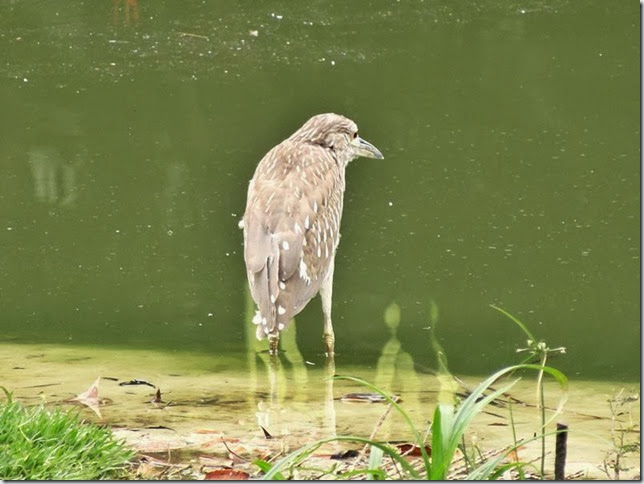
[{"left": 0, "top": 389, "right": 135, "bottom": 480}]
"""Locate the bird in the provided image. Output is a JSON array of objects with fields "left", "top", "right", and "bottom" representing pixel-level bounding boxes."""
[{"left": 240, "top": 113, "right": 383, "bottom": 356}]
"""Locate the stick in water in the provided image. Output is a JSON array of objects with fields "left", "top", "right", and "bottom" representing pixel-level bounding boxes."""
[{"left": 554, "top": 422, "right": 568, "bottom": 480}]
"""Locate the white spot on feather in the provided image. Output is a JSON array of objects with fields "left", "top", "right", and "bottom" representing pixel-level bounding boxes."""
[
  {"left": 270, "top": 294, "right": 276, "bottom": 303},
  {"left": 304, "top": 215, "right": 310, "bottom": 229},
  {"left": 252, "top": 311, "right": 262, "bottom": 325},
  {"left": 299, "top": 259, "right": 311, "bottom": 284},
  {"left": 278, "top": 323, "right": 285, "bottom": 330},
  {"left": 282, "top": 240, "right": 290, "bottom": 251},
  {"left": 278, "top": 305, "right": 286, "bottom": 315},
  {"left": 279, "top": 281, "right": 286, "bottom": 290}
]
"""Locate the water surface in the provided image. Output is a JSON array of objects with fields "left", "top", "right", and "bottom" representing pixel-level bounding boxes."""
[{"left": 0, "top": 1, "right": 639, "bottom": 380}]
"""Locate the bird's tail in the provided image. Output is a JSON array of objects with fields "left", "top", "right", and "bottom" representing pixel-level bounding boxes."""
[{"left": 250, "top": 252, "right": 280, "bottom": 340}]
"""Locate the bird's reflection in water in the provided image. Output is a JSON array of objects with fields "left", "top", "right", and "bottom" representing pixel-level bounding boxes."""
[
  {"left": 244, "top": 288, "right": 433, "bottom": 446},
  {"left": 244, "top": 287, "right": 337, "bottom": 442}
]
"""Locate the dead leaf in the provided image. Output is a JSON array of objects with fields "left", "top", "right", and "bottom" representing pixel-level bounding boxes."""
[
  {"left": 395, "top": 443, "right": 432, "bottom": 457},
  {"left": 198, "top": 455, "right": 233, "bottom": 467},
  {"left": 204, "top": 468, "right": 250, "bottom": 480},
  {"left": 340, "top": 393, "right": 400, "bottom": 403},
  {"left": 507, "top": 445, "right": 525, "bottom": 462},
  {"left": 150, "top": 388, "right": 164, "bottom": 404},
  {"left": 136, "top": 462, "right": 166, "bottom": 479},
  {"left": 119, "top": 379, "right": 156, "bottom": 388},
  {"left": 70, "top": 377, "right": 101, "bottom": 418},
  {"left": 330, "top": 449, "right": 360, "bottom": 460}
]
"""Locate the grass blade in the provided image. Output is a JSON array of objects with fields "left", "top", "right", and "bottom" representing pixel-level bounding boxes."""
[{"left": 367, "top": 445, "right": 384, "bottom": 480}]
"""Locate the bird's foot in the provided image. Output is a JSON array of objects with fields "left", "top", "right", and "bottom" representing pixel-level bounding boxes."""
[{"left": 268, "top": 334, "right": 280, "bottom": 356}]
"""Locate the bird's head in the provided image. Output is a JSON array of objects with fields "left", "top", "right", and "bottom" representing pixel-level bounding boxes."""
[{"left": 289, "top": 113, "right": 384, "bottom": 163}]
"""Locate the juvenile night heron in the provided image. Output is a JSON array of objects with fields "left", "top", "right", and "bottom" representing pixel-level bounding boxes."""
[{"left": 241, "top": 113, "right": 383, "bottom": 356}]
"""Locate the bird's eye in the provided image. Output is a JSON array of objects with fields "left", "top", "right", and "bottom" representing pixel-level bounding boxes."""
[{"left": 353, "top": 131, "right": 358, "bottom": 139}]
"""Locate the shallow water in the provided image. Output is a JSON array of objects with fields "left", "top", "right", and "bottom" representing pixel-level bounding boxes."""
[{"left": 2, "top": 342, "right": 640, "bottom": 479}]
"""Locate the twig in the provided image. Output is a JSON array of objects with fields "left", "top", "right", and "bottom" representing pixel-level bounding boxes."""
[
  {"left": 177, "top": 31, "right": 210, "bottom": 41},
  {"left": 221, "top": 438, "right": 249, "bottom": 463}
]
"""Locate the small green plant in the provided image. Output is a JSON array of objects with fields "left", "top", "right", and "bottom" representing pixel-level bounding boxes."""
[
  {"left": 600, "top": 389, "right": 640, "bottom": 479},
  {"left": 490, "top": 305, "right": 567, "bottom": 477},
  {"left": 0, "top": 388, "right": 135, "bottom": 480}
]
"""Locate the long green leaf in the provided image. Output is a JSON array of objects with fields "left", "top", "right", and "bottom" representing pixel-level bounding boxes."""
[
  {"left": 367, "top": 445, "right": 384, "bottom": 480},
  {"left": 262, "top": 436, "right": 421, "bottom": 480},
  {"left": 430, "top": 363, "right": 567, "bottom": 480},
  {"left": 489, "top": 304, "right": 537, "bottom": 343},
  {"left": 253, "top": 460, "right": 286, "bottom": 480}
]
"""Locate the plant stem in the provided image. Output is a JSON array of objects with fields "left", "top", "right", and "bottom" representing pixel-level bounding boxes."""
[{"left": 539, "top": 352, "right": 547, "bottom": 478}]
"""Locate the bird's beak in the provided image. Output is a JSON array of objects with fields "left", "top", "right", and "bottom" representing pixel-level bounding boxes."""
[{"left": 352, "top": 136, "right": 384, "bottom": 159}]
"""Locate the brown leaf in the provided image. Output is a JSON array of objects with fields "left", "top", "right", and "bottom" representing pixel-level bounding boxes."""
[
  {"left": 70, "top": 377, "right": 101, "bottom": 418},
  {"left": 199, "top": 455, "right": 233, "bottom": 467},
  {"left": 204, "top": 469, "right": 250, "bottom": 480},
  {"left": 150, "top": 388, "right": 164, "bottom": 404},
  {"left": 396, "top": 443, "right": 432, "bottom": 457},
  {"left": 507, "top": 445, "right": 525, "bottom": 462},
  {"left": 136, "top": 462, "right": 166, "bottom": 480}
]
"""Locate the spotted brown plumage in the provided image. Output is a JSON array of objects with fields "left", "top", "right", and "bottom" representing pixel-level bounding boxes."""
[{"left": 241, "top": 113, "right": 383, "bottom": 356}]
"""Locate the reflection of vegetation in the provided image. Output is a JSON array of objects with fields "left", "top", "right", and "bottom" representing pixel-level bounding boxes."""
[
  {"left": 0, "top": 388, "right": 134, "bottom": 480},
  {"left": 601, "top": 389, "right": 640, "bottom": 480},
  {"left": 256, "top": 306, "right": 568, "bottom": 480}
]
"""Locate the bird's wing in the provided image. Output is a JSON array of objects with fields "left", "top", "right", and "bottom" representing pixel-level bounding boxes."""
[{"left": 243, "top": 141, "right": 343, "bottom": 337}]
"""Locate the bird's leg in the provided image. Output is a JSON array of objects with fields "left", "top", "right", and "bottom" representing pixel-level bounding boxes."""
[
  {"left": 268, "top": 333, "right": 280, "bottom": 355},
  {"left": 320, "top": 256, "right": 335, "bottom": 356}
]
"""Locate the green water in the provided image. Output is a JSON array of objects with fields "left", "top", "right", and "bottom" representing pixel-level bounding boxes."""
[{"left": 0, "top": 1, "right": 639, "bottom": 380}]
